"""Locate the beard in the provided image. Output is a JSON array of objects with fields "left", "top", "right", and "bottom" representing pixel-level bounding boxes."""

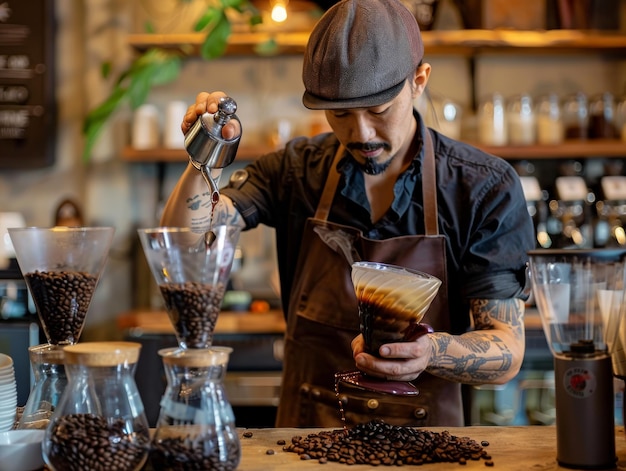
[{"left": 347, "top": 142, "right": 394, "bottom": 175}]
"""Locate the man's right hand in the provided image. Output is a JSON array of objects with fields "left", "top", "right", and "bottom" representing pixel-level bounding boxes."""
[{"left": 182, "top": 91, "right": 242, "bottom": 140}]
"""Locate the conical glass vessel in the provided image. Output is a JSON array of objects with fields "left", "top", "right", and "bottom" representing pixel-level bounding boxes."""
[
  {"left": 338, "top": 261, "right": 441, "bottom": 396},
  {"left": 8, "top": 226, "right": 114, "bottom": 345},
  {"left": 137, "top": 225, "right": 241, "bottom": 349}
]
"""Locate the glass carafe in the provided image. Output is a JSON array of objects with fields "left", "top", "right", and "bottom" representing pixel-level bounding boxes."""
[
  {"left": 18, "top": 344, "right": 67, "bottom": 430},
  {"left": 42, "top": 342, "right": 150, "bottom": 471},
  {"left": 150, "top": 346, "right": 241, "bottom": 471}
]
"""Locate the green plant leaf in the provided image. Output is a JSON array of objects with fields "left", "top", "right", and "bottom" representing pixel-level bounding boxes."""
[
  {"left": 82, "top": 86, "right": 128, "bottom": 161},
  {"left": 194, "top": 7, "right": 219, "bottom": 32},
  {"left": 101, "top": 61, "right": 112, "bottom": 79},
  {"left": 83, "top": 86, "right": 127, "bottom": 132},
  {"left": 150, "top": 55, "right": 182, "bottom": 86},
  {"left": 221, "top": 0, "right": 244, "bottom": 8},
  {"left": 200, "top": 12, "right": 231, "bottom": 59},
  {"left": 127, "top": 67, "right": 154, "bottom": 108}
]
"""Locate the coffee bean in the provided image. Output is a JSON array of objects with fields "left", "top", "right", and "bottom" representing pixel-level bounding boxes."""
[
  {"left": 283, "top": 419, "right": 494, "bottom": 467},
  {"left": 266, "top": 449, "right": 275, "bottom": 455},
  {"left": 242, "top": 431, "right": 253, "bottom": 438},
  {"left": 276, "top": 439, "right": 286, "bottom": 445},
  {"left": 150, "top": 435, "right": 240, "bottom": 471},
  {"left": 26, "top": 270, "right": 97, "bottom": 344},
  {"left": 47, "top": 413, "right": 149, "bottom": 471},
  {"left": 160, "top": 281, "right": 226, "bottom": 348}
]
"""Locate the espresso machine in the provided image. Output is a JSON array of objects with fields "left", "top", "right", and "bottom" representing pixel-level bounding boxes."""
[
  {"left": 594, "top": 175, "right": 626, "bottom": 248},
  {"left": 547, "top": 174, "right": 594, "bottom": 249},
  {"left": 518, "top": 174, "right": 551, "bottom": 249}
]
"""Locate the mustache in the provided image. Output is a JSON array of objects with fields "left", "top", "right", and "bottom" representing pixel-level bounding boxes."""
[{"left": 347, "top": 142, "right": 391, "bottom": 152}]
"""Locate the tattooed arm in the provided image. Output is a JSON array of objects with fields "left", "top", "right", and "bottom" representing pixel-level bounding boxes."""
[
  {"left": 160, "top": 163, "right": 246, "bottom": 231},
  {"left": 425, "top": 298, "right": 525, "bottom": 384},
  {"left": 352, "top": 298, "right": 525, "bottom": 385}
]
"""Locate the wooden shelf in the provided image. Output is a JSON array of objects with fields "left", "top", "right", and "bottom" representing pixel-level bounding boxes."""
[
  {"left": 122, "top": 140, "right": 626, "bottom": 163},
  {"left": 471, "top": 139, "right": 626, "bottom": 159},
  {"left": 127, "top": 30, "right": 626, "bottom": 57}
]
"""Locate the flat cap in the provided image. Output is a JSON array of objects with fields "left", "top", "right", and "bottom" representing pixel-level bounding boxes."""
[{"left": 302, "top": 0, "right": 424, "bottom": 110}]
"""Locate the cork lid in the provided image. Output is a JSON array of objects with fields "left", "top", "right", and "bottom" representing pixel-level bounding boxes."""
[
  {"left": 63, "top": 341, "right": 141, "bottom": 366},
  {"left": 158, "top": 346, "right": 232, "bottom": 367}
]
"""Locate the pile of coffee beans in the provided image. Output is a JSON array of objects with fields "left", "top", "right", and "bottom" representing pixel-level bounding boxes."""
[
  {"left": 46, "top": 413, "right": 150, "bottom": 471},
  {"left": 150, "top": 435, "right": 241, "bottom": 471},
  {"left": 159, "top": 281, "right": 226, "bottom": 348},
  {"left": 283, "top": 420, "right": 494, "bottom": 466},
  {"left": 25, "top": 270, "right": 97, "bottom": 344}
]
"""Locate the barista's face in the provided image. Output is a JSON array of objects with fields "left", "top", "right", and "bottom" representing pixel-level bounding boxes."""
[{"left": 325, "top": 64, "right": 430, "bottom": 175}]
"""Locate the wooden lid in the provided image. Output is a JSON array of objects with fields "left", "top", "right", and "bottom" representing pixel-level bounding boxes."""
[
  {"left": 158, "top": 346, "right": 232, "bottom": 367},
  {"left": 63, "top": 342, "right": 141, "bottom": 366}
]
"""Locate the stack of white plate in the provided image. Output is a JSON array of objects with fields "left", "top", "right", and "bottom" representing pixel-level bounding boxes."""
[{"left": 0, "top": 354, "right": 16, "bottom": 431}]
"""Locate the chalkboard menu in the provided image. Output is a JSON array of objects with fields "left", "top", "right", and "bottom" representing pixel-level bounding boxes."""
[{"left": 0, "top": 0, "right": 55, "bottom": 168}]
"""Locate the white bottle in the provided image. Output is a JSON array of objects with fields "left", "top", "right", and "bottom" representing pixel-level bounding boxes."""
[
  {"left": 536, "top": 93, "right": 564, "bottom": 145},
  {"left": 478, "top": 93, "right": 507, "bottom": 146},
  {"left": 507, "top": 94, "right": 536, "bottom": 145}
]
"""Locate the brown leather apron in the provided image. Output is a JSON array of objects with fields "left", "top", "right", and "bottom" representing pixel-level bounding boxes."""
[{"left": 276, "top": 131, "right": 463, "bottom": 427}]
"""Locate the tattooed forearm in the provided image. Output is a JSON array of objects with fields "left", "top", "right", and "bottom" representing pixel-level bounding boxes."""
[
  {"left": 182, "top": 192, "right": 245, "bottom": 232},
  {"left": 425, "top": 298, "right": 525, "bottom": 384},
  {"left": 427, "top": 332, "right": 513, "bottom": 383},
  {"left": 472, "top": 298, "right": 525, "bottom": 338}
]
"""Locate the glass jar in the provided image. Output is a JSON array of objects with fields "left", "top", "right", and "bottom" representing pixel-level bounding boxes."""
[
  {"left": 507, "top": 93, "right": 536, "bottom": 145},
  {"left": 589, "top": 92, "right": 617, "bottom": 139},
  {"left": 18, "top": 344, "right": 67, "bottom": 430},
  {"left": 478, "top": 93, "right": 507, "bottom": 146},
  {"left": 150, "top": 346, "right": 241, "bottom": 471},
  {"left": 42, "top": 342, "right": 150, "bottom": 471},
  {"left": 536, "top": 93, "right": 564, "bottom": 145},
  {"left": 562, "top": 92, "right": 589, "bottom": 139}
]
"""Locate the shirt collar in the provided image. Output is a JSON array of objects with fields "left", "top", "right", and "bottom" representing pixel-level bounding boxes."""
[{"left": 337, "top": 109, "right": 426, "bottom": 219}]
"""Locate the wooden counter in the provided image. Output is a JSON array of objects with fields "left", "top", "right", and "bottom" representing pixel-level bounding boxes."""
[{"left": 235, "top": 426, "right": 626, "bottom": 470}]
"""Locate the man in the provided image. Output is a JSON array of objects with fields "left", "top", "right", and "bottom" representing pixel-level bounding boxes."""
[{"left": 161, "top": 0, "right": 535, "bottom": 427}]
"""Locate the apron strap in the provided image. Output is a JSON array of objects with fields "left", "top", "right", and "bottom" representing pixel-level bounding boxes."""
[
  {"left": 314, "top": 130, "right": 438, "bottom": 236},
  {"left": 314, "top": 145, "right": 345, "bottom": 221},
  {"left": 422, "top": 129, "right": 439, "bottom": 236}
]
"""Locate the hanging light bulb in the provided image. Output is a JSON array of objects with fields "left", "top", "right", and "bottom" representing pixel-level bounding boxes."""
[{"left": 270, "top": 0, "right": 289, "bottom": 23}]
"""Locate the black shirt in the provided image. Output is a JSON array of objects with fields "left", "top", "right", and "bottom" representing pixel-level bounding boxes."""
[{"left": 222, "top": 114, "right": 535, "bottom": 333}]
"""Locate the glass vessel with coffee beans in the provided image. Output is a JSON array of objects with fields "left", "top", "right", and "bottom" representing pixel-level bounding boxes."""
[
  {"left": 150, "top": 346, "right": 241, "bottom": 471},
  {"left": 138, "top": 224, "right": 241, "bottom": 349},
  {"left": 42, "top": 341, "right": 150, "bottom": 471},
  {"left": 8, "top": 226, "right": 115, "bottom": 345},
  {"left": 337, "top": 261, "right": 441, "bottom": 396}
]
